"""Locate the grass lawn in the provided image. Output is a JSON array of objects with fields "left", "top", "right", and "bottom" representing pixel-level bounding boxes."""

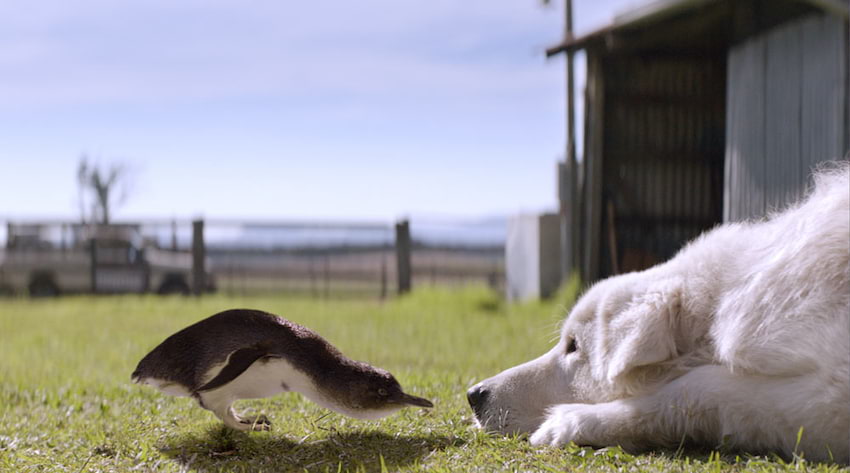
[{"left": 0, "top": 284, "right": 845, "bottom": 472}]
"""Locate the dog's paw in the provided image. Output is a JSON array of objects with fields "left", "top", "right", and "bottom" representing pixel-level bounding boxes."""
[
  {"left": 531, "top": 402, "right": 640, "bottom": 449},
  {"left": 529, "top": 404, "right": 589, "bottom": 446}
]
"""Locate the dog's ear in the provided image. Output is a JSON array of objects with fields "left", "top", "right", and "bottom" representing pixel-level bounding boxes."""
[{"left": 603, "top": 279, "right": 681, "bottom": 383}]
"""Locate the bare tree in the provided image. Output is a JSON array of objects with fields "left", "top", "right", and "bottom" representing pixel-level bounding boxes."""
[{"left": 77, "top": 155, "right": 131, "bottom": 224}]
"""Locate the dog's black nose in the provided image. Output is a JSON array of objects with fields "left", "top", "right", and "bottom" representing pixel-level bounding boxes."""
[{"left": 466, "top": 384, "right": 490, "bottom": 416}]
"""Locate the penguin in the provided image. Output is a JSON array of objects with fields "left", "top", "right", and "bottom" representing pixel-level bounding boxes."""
[{"left": 132, "top": 309, "right": 433, "bottom": 431}]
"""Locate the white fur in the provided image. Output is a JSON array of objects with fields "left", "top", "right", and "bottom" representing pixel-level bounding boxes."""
[{"left": 473, "top": 163, "right": 850, "bottom": 462}]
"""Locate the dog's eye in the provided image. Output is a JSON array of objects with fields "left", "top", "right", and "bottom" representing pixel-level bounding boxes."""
[{"left": 566, "top": 338, "right": 578, "bottom": 354}]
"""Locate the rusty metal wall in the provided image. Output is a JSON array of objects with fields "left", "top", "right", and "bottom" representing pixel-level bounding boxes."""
[
  {"left": 725, "top": 13, "right": 849, "bottom": 222},
  {"left": 595, "top": 53, "right": 727, "bottom": 277}
]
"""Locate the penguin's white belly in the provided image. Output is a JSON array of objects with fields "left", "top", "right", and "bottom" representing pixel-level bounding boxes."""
[
  {"left": 141, "top": 378, "right": 193, "bottom": 397},
  {"left": 204, "top": 357, "right": 316, "bottom": 400}
]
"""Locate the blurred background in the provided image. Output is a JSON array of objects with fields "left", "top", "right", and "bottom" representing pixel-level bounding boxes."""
[{"left": 1, "top": 0, "right": 847, "bottom": 300}]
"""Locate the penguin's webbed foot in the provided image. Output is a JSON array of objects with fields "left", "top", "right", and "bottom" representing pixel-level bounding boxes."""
[
  {"left": 239, "top": 414, "right": 272, "bottom": 431},
  {"left": 208, "top": 402, "right": 272, "bottom": 432}
]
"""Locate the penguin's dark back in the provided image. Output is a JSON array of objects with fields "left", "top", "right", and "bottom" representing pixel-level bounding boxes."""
[{"left": 133, "top": 309, "right": 347, "bottom": 390}]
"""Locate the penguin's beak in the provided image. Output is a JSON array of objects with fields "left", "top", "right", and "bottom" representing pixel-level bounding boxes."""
[{"left": 395, "top": 392, "right": 434, "bottom": 408}]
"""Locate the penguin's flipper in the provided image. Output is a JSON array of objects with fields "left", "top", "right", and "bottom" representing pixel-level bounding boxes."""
[{"left": 197, "top": 344, "right": 278, "bottom": 392}]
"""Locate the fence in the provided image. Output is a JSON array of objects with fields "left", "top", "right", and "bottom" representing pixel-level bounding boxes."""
[{"left": 0, "top": 218, "right": 505, "bottom": 298}]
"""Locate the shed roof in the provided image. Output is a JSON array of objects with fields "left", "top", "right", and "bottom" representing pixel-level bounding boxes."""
[{"left": 546, "top": 0, "right": 849, "bottom": 56}]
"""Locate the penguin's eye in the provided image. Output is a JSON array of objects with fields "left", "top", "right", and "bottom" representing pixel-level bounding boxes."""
[
  {"left": 566, "top": 337, "right": 578, "bottom": 355},
  {"left": 377, "top": 388, "right": 388, "bottom": 397}
]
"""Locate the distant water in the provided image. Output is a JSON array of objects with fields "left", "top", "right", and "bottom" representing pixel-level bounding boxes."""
[{"left": 144, "top": 218, "right": 508, "bottom": 249}]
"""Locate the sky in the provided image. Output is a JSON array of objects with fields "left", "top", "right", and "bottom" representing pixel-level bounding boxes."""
[{"left": 0, "top": 0, "right": 642, "bottom": 223}]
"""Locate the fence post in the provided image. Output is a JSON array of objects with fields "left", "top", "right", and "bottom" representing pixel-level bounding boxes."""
[
  {"left": 5, "top": 222, "right": 12, "bottom": 249},
  {"left": 323, "top": 255, "right": 330, "bottom": 299},
  {"left": 60, "top": 223, "right": 67, "bottom": 251},
  {"left": 380, "top": 255, "right": 388, "bottom": 299},
  {"left": 89, "top": 238, "right": 98, "bottom": 293},
  {"left": 192, "top": 219, "right": 206, "bottom": 296},
  {"left": 395, "top": 219, "right": 411, "bottom": 295},
  {"left": 171, "top": 219, "right": 178, "bottom": 251},
  {"left": 309, "top": 257, "right": 317, "bottom": 298}
]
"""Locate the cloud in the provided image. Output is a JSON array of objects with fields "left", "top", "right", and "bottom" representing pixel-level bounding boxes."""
[{"left": 0, "top": 0, "right": 564, "bottom": 107}]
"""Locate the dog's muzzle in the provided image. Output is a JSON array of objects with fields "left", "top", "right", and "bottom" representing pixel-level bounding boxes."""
[{"left": 466, "top": 383, "right": 490, "bottom": 419}]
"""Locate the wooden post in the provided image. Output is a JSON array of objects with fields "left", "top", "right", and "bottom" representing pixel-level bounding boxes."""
[
  {"left": 395, "top": 219, "right": 412, "bottom": 295},
  {"left": 171, "top": 219, "right": 178, "bottom": 251},
  {"left": 583, "top": 56, "right": 605, "bottom": 283},
  {"left": 89, "top": 237, "right": 98, "bottom": 293},
  {"left": 379, "top": 255, "right": 388, "bottom": 299},
  {"left": 560, "top": 0, "right": 579, "bottom": 282},
  {"left": 564, "top": 0, "right": 577, "bottom": 170},
  {"left": 309, "top": 257, "right": 317, "bottom": 298},
  {"left": 192, "top": 219, "right": 206, "bottom": 296},
  {"left": 323, "top": 255, "right": 330, "bottom": 299},
  {"left": 6, "top": 222, "right": 12, "bottom": 249},
  {"left": 560, "top": 159, "right": 580, "bottom": 278}
]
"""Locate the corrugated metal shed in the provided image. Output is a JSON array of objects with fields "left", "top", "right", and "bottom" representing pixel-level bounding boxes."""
[
  {"left": 549, "top": 0, "right": 850, "bottom": 283},
  {"left": 726, "top": 13, "right": 849, "bottom": 221},
  {"left": 599, "top": 55, "right": 726, "bottom": 273}
]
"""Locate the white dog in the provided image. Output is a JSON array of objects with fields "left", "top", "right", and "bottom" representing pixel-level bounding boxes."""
[{"left": 469, "top": 162, "right": 849, "bottom": 463}]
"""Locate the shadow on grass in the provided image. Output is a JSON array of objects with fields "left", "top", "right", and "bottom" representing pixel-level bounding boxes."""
[
  {"left": 160, "top": 425, "right": 464, "bottom": 472},
  {"left": 647, "top": 444, "right": 830, "bottom": 467}
]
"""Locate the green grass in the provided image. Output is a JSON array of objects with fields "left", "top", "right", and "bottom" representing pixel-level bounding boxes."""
[{"left": 0, "top": 283, "right": 845, "bottom": 472}]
